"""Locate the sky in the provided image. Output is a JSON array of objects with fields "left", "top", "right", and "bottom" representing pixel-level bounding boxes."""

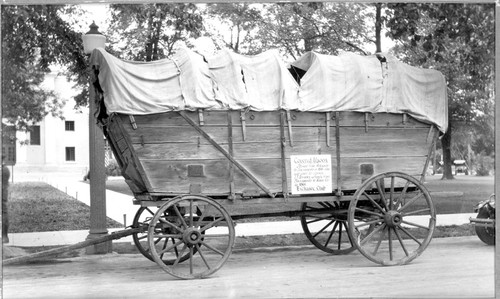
[{"left": 79, "top": 4, "right": 110, "bottom": 33}]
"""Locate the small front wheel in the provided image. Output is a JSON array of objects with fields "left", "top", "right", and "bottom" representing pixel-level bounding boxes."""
[
  {"left": 133, "top": 206, "right": 198, "bottom": 265},
  {"left": 300, "top": 201, "right": 356, "bottom": 255},
  {"left": 148, "top": 195, "right": 235, "bottom": 279}
]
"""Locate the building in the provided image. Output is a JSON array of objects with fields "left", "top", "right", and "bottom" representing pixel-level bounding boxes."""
[{"left": 7, "top": 70, "right": 91, "bottom": 178}]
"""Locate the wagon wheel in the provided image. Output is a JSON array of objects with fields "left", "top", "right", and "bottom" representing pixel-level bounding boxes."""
[
  {"left": 347, "top": 172, "right": 436, "bottom": 266},
  {"left": 475, "top": 207, "right": 495, "bottom": 245},
  {"left": 300, "top": 201, "right": 356, "bottom": 254},
  {"left": 133, "top": 206, "right": 202, "bottom": 265},
  {"left": 148, "top": 195, "right": 235, "bottom": 279}
]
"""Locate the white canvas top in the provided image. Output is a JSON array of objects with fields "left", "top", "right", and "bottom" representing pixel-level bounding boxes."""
[{"left": 90, "top": 48, "right": 448, "bottom": 132}]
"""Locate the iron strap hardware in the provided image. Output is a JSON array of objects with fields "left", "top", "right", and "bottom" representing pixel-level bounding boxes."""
[
  {"left": 280, "top": 110, "right": 289, "bottom": 200},
  {"left": 286, "top": 110, "right": 294, "bottom": 147},
  {"left": 129, "top": 115, "right": 137, "bottom": 130}
]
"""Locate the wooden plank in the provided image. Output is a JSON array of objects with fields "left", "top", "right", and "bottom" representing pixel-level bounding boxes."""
[
  {"left": 125, "top": 126, "right": 229, "bottom": 144},
  {"left": 340, "top": 127, "right": 430, "bottom": 157},
  {"left": 142, "top": 159, "right": 231, "bottom": 194},
  {"left": 133, "top": 141, "right": 338, "bottom": 161},
  {"left": 339, "top": 111, "right": 430, "bottom": 128},
  {"left": 339, "top": 156, "right": 428, "bottom": 190},
  {"left": 109, "top": 114, "right": 153, "bottom": 192}
]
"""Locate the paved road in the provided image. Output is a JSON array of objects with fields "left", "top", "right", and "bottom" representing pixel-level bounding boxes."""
[{"left": 3, "top": 236, "right": 494, "bottom": 299}]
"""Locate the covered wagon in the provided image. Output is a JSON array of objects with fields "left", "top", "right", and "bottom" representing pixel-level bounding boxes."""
[{"left": 89, "top": 47, "right": 447, "bottom": 279}]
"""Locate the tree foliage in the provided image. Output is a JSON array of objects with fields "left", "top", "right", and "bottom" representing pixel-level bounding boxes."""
[
  {"left": 1, "top": 5, "right": 88, "bottom": 131},
  {"left": 107, "top": 3, "right": 203, "bottom": 61},
  {"left": 385, "top": 3, "right": 494, "bottom": 178},
  {"left": 205, "top": 3, "right": 263, "bottom": 54},
  {"left": 255, "top": 3, "right": 372, "bottom": 60}
]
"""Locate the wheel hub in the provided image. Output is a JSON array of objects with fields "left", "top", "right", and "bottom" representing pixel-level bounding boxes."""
[
  {"left": 183, "top": 228, "right": 202, "bottom": 245},
  {"left": 384, "top": 210, "right": 403, "bottom": 228}
]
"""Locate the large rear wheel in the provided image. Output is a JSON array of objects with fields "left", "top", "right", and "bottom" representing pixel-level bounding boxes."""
[{"left": 347, "top": 172, "right": 436, "bottom": 266}]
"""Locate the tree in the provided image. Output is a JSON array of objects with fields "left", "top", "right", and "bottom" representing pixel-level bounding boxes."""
[
  {"left": 385, "top": 3, "right": 494, "bottom": 179},
  {"left": 255, "top": 2, "right": 372, "bottom": 60},
  {"left": 205, "top": 3, "right": 263, "bottom": 54},
  {"left": 107, "top": 3, "right": 203, "bottom": 61},
  {"left": 1, "top": 5, "right": 88, "bottom": 133}
]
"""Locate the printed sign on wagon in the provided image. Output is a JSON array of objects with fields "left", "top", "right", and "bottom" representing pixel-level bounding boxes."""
[{"left": 290, "top": 155, "right": 333, "bottom": 194}]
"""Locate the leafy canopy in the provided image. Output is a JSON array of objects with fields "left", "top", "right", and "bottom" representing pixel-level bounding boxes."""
[{"left": 1, "top": 5, "right": 88, "bottom": 131}]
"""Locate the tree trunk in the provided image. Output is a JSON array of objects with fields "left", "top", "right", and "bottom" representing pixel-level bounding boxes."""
[
  {"left": 375, "top": 3, "right": 382, "bottom": 53},
  {"left": 441, "top": 122, "right": 454, "bottom": 180}
]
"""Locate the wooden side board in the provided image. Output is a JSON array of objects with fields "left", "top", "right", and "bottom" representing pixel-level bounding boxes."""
[{"left": 105, "top": 110, "right": 436, "bottom": 197}]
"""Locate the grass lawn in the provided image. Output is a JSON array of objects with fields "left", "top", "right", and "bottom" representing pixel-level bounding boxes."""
[{"left": 7, "top": 182, "right": 122, "bottom": 233}]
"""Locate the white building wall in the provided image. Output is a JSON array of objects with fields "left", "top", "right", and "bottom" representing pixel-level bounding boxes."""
[{"left": 15, "top": 69, "right": 90, "bottom": 175}]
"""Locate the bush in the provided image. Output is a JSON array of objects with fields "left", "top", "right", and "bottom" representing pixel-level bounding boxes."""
[
  {"left": 83, "top": 159, "right": 122, "bottom": 181},
  {"left": 106, "top": 159, "right": 121, "bottom": 176},
  {"left": 475, "top": 153, "right": 494, "bottom": 176}
]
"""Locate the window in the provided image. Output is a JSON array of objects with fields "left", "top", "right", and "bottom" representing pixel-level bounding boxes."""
[
  {"left": 65, "top": 147, "right": 75, "bottom": 161},
  {"left": 65, "top": 121, "right": 75, "bottom": 131},
  {"left": 29, "top": 125, "right": 40, "bottom": 145}
]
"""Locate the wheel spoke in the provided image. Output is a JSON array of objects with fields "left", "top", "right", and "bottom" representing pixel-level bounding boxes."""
[
  {"left": 172, "top": 238, "right": 180, "bottom": 258},
  {"left": 362, "top": 192, "right": 386, "bottom": 213},
  {"left": 399, "top": 226, "right": 423, "bottom": 246},
  {"left": 388, "top": 227, "right": 393, "bottom": 261},
  {"left": 402, "top": 220, "right": 430, "bottom": 230},
  {"left": 355, "top": 207, "right": 385, "bottom": 218},
  {"left": 337, "top": 222, "right": 343, "bottom": 250},
  {"left": 393, "top": 228, "right": 409, "bottom": 256},
  {"left": 389, "top": 176, "right": 395, "bottom": 210},
  {"left": 394, "top": 180, "right": 411, "bottom": 209},
  {"left": 375, "top": 179, "right": 389, "bottom": 211},
  {"left": 189, "top": 199, "right": 194, "bottom": 228},
  {"left": 156, "top": 219, "right": 183, "bottom": 233},
  {"left": 195, "top": 205, "right": 210, "bottom": 228},
  {"left": 173, "top": 244, "right": 188, "bottom": 267},
  {"left": 399, "top": 192, "right": 424, "bottom": 212},
  {"left": 401, "top": 208, "right": 431, "bottom": 216},
  {"left": 160, "top": 238, "right": 169, "bottom": 260},
  {"left": 323, "top": 221, "right": 339, "bottom": 248},
  {"left": 360, "top": 223, "right": 386, "bottom": 246},
  {"left": 201, "top": 234, "right": 227, "bottom": 238},
  {"left": 196, "top": 243, "right": 211, "bottom": 270},
  {"left": 199, "top": 216, "right": 224, "bottom": 233},
  {"left": 145, "top": 207, "right": 155, "bottom": 216},
  {"left": 355, "top": 218, "right": 384, "bottom": 229},
  {"left": 156, "top": 238, "right": 184, "bottom": 256},
  {"left": 152, "top": 233, "right": 183, "bottom": 238},
  {"left": 189, "top": 246, "right": 194, "bottom": 274},
  {"left": 319, "top": 202, "right": 335, "bottom": 209},
  {"left": 306, "top": 214, "right": 335, "bottom": 224},
  {"left": 372, "top": 226, "right": 385, "bottom": 256},
  {"left": 313, "top": 219, "right": 336, "bottom": 238},
  {"left": 173, "top": 205, "right": 188, "bottom": 228},
  {"left": 200, "top": 240, "right": 225, "bottom": 256}
]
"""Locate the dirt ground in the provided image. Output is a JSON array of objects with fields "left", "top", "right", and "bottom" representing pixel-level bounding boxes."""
[{"left": 2, "top": 236, "right": 495, "bottom": 299}]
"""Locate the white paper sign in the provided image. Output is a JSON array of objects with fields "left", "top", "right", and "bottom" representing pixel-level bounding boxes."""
[{"left": 290, "top": 155, "right": 332, "bottom": 194}]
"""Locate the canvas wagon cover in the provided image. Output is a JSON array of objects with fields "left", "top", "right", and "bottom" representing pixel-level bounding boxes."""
[{"left": 90, "top": 48, "right": 448, "bottom": 132}]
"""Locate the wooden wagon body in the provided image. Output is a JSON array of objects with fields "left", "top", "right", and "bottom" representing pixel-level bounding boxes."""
[
  {"left": 105, "top": 110, "right": 437, "bottom": 201},
  {"left": 90, "top": 48, "right": 447, "bottom": 279}
]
